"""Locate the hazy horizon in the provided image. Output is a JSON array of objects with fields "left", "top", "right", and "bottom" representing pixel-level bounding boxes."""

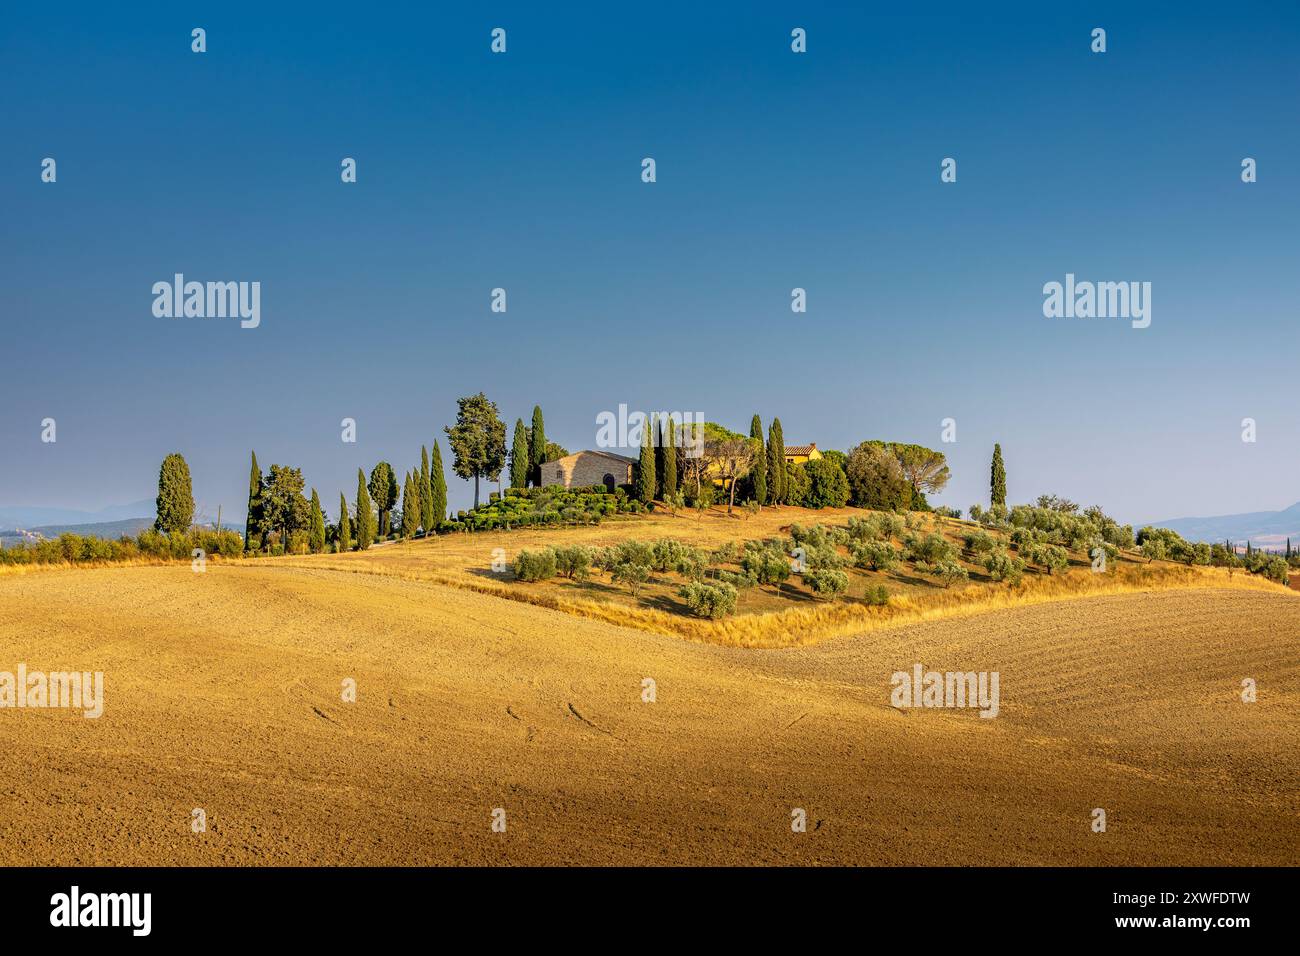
[{"left": 4, "top": 2, "right": 1297, "bottom": 526}]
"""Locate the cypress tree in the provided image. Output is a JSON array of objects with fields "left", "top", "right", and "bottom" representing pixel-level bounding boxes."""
[
  {"left": 430, "top": 440, "right": 448, "bottom": 525},
  {"left": 529, "top": 405, "right": 547, "bottom": 487},
  {"left": 369, "top": 462, "right": 397, "bottom": 536},
  {"left": 337, "top": 492, "right": 351, "bottom": 553},
  {"left": 990, "top": 443, "right": 1007, "bottom": 508},
  {"left": 308, "top": 489, "right": 326, "bottom": 553},
  {"left": 768, "top": 419, "right": 786, "bottom": 505},
  {"left": 355, "top": 468, "right": 375, "bottom": 550},
  {"left": 750, "top": 414, "right": 767, "bottom": 506},
  {"left": 245, "top": 451, "right": 263, "bottom": 550},
  {"left": 510, "top": 418, "right": 530, "bottom": 491},
  {"left": 420, "top": 445, "right": 434, "bottom": 534},
  {"left": 402, "top": 472, "right": 421, "bottom": 539},
  {"left": 675, "top": 424, "right": 686, "bottom": 495},
  {"left": 654, "top": 416, "right": 669, "bottom": 499},
  {"left": 635, "top": 418, "right": 656, "bottom": 503},
  {"left": 155, "top": 452, "right": 195, "bottom": 535},
  {"left": 661, "top": 415, "right": 678, "bottom": 496}
]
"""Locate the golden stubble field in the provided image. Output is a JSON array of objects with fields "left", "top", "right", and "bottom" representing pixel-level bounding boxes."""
[{"left": 1, "top": 516, "right": 1297, "bottom": 866}]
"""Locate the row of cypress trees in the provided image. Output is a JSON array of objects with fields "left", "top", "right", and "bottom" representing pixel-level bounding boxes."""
[
  {"left": 622, "top": 413, "right": 793, "bottom": 507},
  {"left": 243, "top": 442, "right": 449, "bottom": 553}
]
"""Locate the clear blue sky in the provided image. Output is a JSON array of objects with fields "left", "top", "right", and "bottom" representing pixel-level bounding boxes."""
[{"left": 3, "top": 1, "right": 1297, "bottom": 524}]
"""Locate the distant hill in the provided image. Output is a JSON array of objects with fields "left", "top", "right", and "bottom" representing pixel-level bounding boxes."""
[
  {"left": 0, "top": 498, "right": 230, "bottom": 547},
  {"left": 0, "top": 517, "right": 157, "bottom": 546},
  {"left": 1150, "top": 501, "right": 1300, "bottom": 548},
  {"left": 0, "top": 499, "right": 154, "bottom": 529}
]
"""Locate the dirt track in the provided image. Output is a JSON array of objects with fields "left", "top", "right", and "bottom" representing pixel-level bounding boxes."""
[{"left": 1, "top": 563, "right": 1296, "bottom": 865}]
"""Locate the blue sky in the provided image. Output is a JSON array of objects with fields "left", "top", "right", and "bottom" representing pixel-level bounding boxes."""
[{"left": 2, "top": 2, "right": 1297, "bottom": 524}]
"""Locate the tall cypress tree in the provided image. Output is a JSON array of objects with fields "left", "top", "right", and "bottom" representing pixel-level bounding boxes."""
[
  {"left": 675, "top": 422, "right": 686, "bottom": 495},
  {"left": 401, "top": 472, "right": 421, "bottom": 539},
  {"left": 355, "top": 468, "right": 375, "bottom": 550},
  {"left": 510, "top": 418, "right": 530, "bottom": 490},
  {"left": 308, "top": 489, "right": 326, "bottom": 553},
  {"left": 990, "top": 443, "right": 1007, "bottom": 508},
  {"left": 635, "top": 418, "right": 656, "bottom": 503},
  {"left": 750, "top": 414, "right": 767, "bottom": 506},
  {"left": 155, "top": 452, "right": 195, "bottom": 535},
  {"left": 661, "top": 415, "right": 678, "bottom": 496},
  {"left": 337, "top": 491, "right": 352, "bottom": 553},
  {"left": 529, "top": 405, "right": 547, "bottom": 487},
  {"left": 369, "top": 462, "right": 397, "bottom": 536},
  {"left": 430, "top": 440, "right": 448, "bottom": 524},
  {"left": 245, "top": 451, "right": 263, "bottom": 550},
  {"left": 653, "top": 416, "right": 665, "bottom": 499},
  {"left": 420, "top": 445, "right": 434, "bottom": 534},
  {"left": 766, "top": 422, "right": 779, "bottom": 505},
  {"left": 768, "top": 419, "right": 786, "bottom": 505}
]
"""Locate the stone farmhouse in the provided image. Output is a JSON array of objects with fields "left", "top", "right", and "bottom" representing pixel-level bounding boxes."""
[{"left": 540, "top": 450, "right": 636, "bottom": 491}]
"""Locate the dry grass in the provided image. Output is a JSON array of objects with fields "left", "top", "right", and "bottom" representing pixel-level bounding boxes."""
[
  {"left": 279, "top": 508, "right": 1293, "bottom": 647},
  {"left": 293, "top": 553, "right": 1288, "bottom": 647},
  {"left": 2, "top": 561, "right": 1295, "bottom": 865},
  {"left": 9, "top": 505, "right": 1292, "bottom": 648}
]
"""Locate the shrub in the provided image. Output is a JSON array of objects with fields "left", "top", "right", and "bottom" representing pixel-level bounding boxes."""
[
  {"left": 1261, "top": 556, "right": 1289, "bottom": 585},
  {"left": 863, "top": 583, "right": 890, "bottom": 606},
  {"left": 929, "top": 559, "right": 969, "bottom": 588},
  {"left": 845, "top": 516, "right": 875, "bottom": 542},
  {"left": 674, "top": 546, "right": 710, "bottom": 582},
  {"left": 1024, "top": 543, "right": 1069, "bottom": 574},
  {"left": 804, "top": 568, "right": 849, "bottom": 598},
  {"left": 800, "top": 542, "right": 845, "bottom": 570},
  {"left": 849, "top": 512, "right": 904, "bottom": 541},
  {"left": 851, "top": 540, "right": 899, "bottom": 571},
  {"left": 709, "top": 541, "right": 739, "bottom": 565},
  {"left": 513, "top": 548, "right": 557, "bottom": 581},
  {"left": 553, "top": 545, "right": 593, "bottom": 580},
  {"left": 741, "top": 548, "right": 791, "bottom": 587},
  {"left": 612, "top": 561, "right": 651, "bottom": 595},
  {"left": 679, "top": 581, "right": 739, "bottom": 619},
  {"left": 615, "top": 540, "right": 655, "bottom": 568},
  {"left": 1088, "top": 540, "right": 1120, "bottom": 572},
  {"left": 715, "top": 569, "right": 757, "bottom": 590},
  {"left": 963, "top": 530, "right": 997, "bottom": 555},
  {"left": 650, "top": 538, "right": 689, "bottom": 572},
  {"left": 982, "top": 548, "right": 1025, "bottom": 584},
  {"left": 906, "top": 532, "right": 955, "bottom": 565}
]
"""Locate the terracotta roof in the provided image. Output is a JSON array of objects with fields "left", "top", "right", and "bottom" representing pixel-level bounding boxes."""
[{"left": 784, "top": 444, "right": 818, "bottom": 456}]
